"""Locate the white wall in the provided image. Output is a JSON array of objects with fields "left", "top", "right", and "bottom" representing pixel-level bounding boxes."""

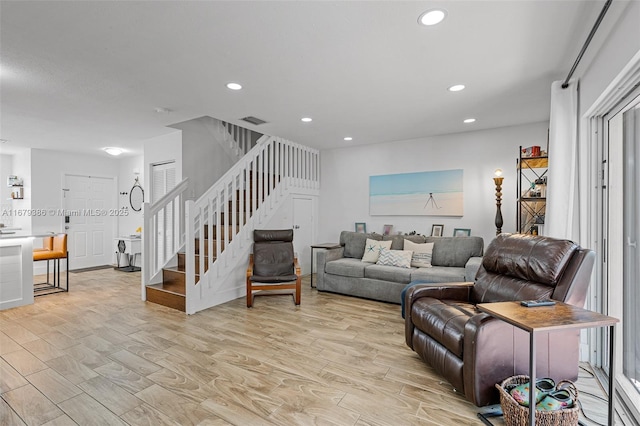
[
  {"left": 579, "top": 1, "right": 640, "bottom": 114},
  {"left": 170, "top": 117, "right": 237, "bottom": 200},
  {"left": 30, "top": 149, "right": 119, "bottom": 236},
  {"left": 318, "top": 122, "right": 549, "bottom": 248},
  {"left": 10, "top": 149, "right": 32, "bottom": 233},
  {"left": 0, "top": 154, "right": 14, "bottom": 227},
  {"left": 117, "top": 154, "right": 144, "bottom": 237}
]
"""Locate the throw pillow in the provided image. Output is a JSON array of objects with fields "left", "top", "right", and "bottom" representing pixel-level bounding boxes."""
[
  {"left": 376, "top": 248, "right": 413, "bottom": 269},
  {"left": 404, "top": 240, "right": 434, "bottom": 268},
  {"left": 361, "top": 239, "right": 393, "bottom": 263}
]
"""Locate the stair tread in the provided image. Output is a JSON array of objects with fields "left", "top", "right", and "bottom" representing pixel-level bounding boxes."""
[
  {"left": 146, "top": 282, "right": 186, "bottom": 296},
  {"left": 164, "top": 266, "right": 200, "bottom": 276}
]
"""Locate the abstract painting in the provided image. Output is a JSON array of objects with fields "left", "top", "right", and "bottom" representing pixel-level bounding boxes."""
[{"left": 369, "top": 169, "right": 463, "bottom": 216}]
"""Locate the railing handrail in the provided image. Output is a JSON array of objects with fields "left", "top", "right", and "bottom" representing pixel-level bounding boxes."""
[{"left": 148, "top": 178, "right": 189, "bottom": 216}]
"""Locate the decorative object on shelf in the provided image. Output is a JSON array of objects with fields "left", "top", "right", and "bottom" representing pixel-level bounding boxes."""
[
  {"left": 355, "top": 222, "right": 366, "bottom": 233},
  {"left": 521, "top": 145, "right": 541, "bottom": 157},
  {"left": 453, "top": 228, "right": 471, "bottom": 237},
  {"left": 7, "top": 175, "right": 24, "bottom": 199},
  {"left": 6, "top": 175, "right": 23, "bottom": 187},
  {"left": 129, "top": 177, "right": 144, "bottom": 212},
  {"left": 382, "top": 224, "right": 393, "bottom": 236},
  {"left": 10, "top": 187, "right": 24, "bottom": 199},
  {"left": 517, "top": 145, "right": 548, "bottom": 234},
  {"left": 494, "top": 169, "right": 504, "bottom": 235},
  {"left": 431, "top": 224, "right": 444, "bottom": 237},
  {"left": 369, "top": 169, "right": 463, "bottom": 216}
]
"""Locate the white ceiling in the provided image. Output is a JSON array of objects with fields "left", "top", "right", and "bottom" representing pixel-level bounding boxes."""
[{"left": 0, "top": 1, "right": 606, "bottom": 157}]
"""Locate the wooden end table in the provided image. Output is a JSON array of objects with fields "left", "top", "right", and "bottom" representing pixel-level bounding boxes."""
[
  {"left": 309, "top": 243, "right": 340, "bottom": 288},
  {"left": 476, "top": 301, "right": 619, "bottom": 426}
]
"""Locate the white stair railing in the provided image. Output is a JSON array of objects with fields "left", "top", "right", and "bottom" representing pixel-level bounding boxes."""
[
  {"left": 141, "top": 178, "right": 189, "bottom": 295},
  {"left": 184, "top": 136, "right": 319, "bottom": 314},
  {"left": 222, "top": 121, "right": 254, "bottom": 156}
]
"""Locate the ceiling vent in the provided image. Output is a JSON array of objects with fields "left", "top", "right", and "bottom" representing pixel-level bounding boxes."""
[{"left": 240, "top": 116, "right": 267, "bottom": 126}]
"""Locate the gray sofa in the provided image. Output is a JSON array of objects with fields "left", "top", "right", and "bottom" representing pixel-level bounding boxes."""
[{"left": 316, "top": 231, "right": 484, "bottom": 304}]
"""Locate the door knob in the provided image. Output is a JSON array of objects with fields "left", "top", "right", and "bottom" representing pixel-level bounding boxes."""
[{"left": 65, "top": 226, "right": 69, "bottom": 230}]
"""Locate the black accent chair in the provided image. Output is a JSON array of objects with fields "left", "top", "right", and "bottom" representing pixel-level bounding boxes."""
[{"left": 246, "top": 229, "right": 301, "bottom": 307}]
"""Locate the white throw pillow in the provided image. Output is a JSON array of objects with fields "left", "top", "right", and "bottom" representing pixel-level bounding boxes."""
[
  {"left": 361, "top": 239, "right": 393, "bottom": 263},
  {"left": 376, "top": 248, "right": 413, "bottom": 269},
  {"left": 404, "top": 240, "right": 434, "bottom": 268}
]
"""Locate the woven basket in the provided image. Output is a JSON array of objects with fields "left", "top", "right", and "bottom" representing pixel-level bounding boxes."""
[{"left": 496, "top": 375, "right": 580, "bottom": 426}]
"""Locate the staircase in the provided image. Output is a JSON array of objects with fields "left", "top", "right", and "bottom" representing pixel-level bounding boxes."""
[{"left": 142, "top": 135, "right": 319, "bottom": 314}]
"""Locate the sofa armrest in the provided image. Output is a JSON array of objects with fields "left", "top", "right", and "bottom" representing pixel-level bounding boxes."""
[
  {"left": 465, "top": 256, "right": 483, "bottom": 281},
  {"left": 405, "top": 282, "right": 474, "bottom": 348},
  {"left": 315, "top": 247, "right": 344, "bottom": 289}
]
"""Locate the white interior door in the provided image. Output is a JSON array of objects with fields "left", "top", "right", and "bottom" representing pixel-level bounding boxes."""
[
  {"left": 292, "top": 197, "right": 313, "bottom": 275},
  {"left": 64, "top": 175, "right": 115, "bottom": 269},
  {"left": 151, "top": 162, "right": 177, "bottom": 262}
]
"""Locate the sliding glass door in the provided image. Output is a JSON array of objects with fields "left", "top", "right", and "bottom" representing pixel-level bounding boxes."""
[{"left": 604, "top": 92, "right": 640, "bottom": 422}]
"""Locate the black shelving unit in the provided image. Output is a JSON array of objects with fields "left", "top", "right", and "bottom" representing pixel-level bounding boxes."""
[{"left": 517, "top": 146, "right": 548, "bottom": 234}]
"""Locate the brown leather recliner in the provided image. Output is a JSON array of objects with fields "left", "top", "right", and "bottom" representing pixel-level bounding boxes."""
[{"left": 405, "top": 233, "right": 595, "bottom": 406}]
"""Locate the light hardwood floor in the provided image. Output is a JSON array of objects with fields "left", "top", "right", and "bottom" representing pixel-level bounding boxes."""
[{"left": 0, "top": 269, "right": 611, "bottom": 425}]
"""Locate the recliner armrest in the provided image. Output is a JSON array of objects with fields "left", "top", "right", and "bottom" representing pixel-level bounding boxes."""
[
  {"left": 406, "top": 282, "right": 474, "bottom": 304},
  {"left": 405, "top": 282, "right": 474, "bottom": 348}
]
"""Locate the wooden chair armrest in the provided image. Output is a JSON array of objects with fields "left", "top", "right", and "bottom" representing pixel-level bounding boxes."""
[
  {"left": 293, "top": 257, "right": 301, "bottom": 276},
  {"left": 246, "top": 254, "right": 254, "bottom": 278}
]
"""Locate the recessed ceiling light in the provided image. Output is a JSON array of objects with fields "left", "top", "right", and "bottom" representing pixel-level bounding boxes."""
[
  {"left": 418, "top": 9, "right": 447, "bottom": 26},
  {"left": 448, "top": 84, "right": 465, "bottom": 92},
  {"left": 103, "top": 147, "right": 123, "bottom": 156},
  {"left": 226, "top": 82, "right": 242, "bottom": 90},
  {"left": 301, "top": 117, "right": 313, "bottom": 122},
  {"left": 463, "top": 118, "right": 476, "bottom": 123},
  {"left": 344, "top": 137, "right": 353, "bottom": 141}
]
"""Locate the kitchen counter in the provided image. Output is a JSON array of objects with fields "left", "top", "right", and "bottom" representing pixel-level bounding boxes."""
[{"left": 0, "top": 234, "right": 35, "bottom": 310}]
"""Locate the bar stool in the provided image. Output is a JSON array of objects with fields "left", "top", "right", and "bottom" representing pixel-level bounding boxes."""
[
  {"left": 33, "top": 236, "right": 54, "bottom": 286},
  {"left": 33, "top": 233, "right": 69, "bottom": 295}
]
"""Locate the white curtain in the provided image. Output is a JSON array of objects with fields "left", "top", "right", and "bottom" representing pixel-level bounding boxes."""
[{"left": 546, "top": 80, "right": 580, "bottom": 241}]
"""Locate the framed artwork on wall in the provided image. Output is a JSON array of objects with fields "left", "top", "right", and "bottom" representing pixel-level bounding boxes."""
[
  {"left": 369, "top": 169, "right": 463, "bottom": 216},
  {"left": 431, "top": 224, "right": 444, "bottom": 237},
  {"left": 355, "top": 223, "right": 367, "bottom": 233},
  {"left": 383, "top": 224, "right": 393, "bottom": 236},
  {"left": 453, "top": 228, "right": 471, "bottom": 237}
]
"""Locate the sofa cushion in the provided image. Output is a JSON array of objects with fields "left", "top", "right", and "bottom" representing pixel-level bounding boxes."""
[
  {"left": 377, "top": 248, "right": 412, "bottom": 268},
  {"left": 410, "top": 297, "right": 476, "bottom": 357},
  {"left": 425, "top": 236, "right": 484, "bottom": 267},
  {"left": 340, "top": 231, "right": 382, "bottom": 259},
  {"left": 383, "top": 234, "right": 427, "bottom": 250},
  {"left": 410, "top": 266, "right": 466, "bottom": 283},
  {"left": 364, "top": 264, "right": 413, "bottom": 283},
  {"left": 325, "top": 258, "right": 368, "bottom": 278},
  {"left": 404, "top": 240, "right": 434, "bottom": 268},
  {"left": 362, "top": 238, "right": 393, "bottom": 263}
]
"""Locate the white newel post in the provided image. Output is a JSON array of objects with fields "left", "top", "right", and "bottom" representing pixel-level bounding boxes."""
[{"left": 185, "top": 200, "right": 196, "bottom": 315}]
